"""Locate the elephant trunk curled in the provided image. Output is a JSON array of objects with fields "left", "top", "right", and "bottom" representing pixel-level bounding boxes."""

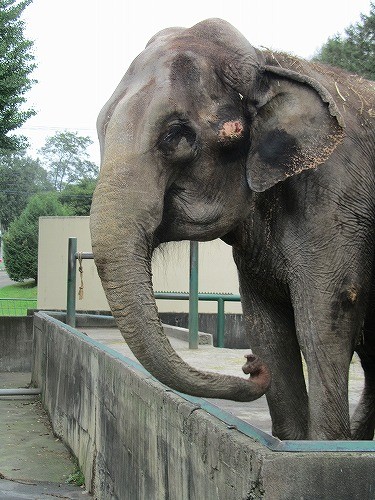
[{"left": 90, "top": 180, "right": 271, "bottom": 402}]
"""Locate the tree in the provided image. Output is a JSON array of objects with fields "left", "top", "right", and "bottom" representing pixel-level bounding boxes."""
[
  {"left": 0, "top": 149, "right": 52, "bottom": 231},
  {"left": 315, "top": 3, "right": 375, "bottom": 80},
  {"left": 0, "top": 0, "right": 36, "bottom": 151},
  {"left": 38, "top": 131, "right": 99, "bottom": 192},
  {"left": 3, "top": 192, "right": 71, "bottom": 282},
  {"left": 59, "top": 178, "right": 97, "bottom": 216}
]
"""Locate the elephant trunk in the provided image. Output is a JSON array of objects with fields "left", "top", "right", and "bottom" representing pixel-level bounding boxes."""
[{"left": 90, "top": 176, "right": 270, "bottom": 402}]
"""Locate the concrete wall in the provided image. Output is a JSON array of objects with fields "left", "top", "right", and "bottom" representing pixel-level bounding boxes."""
[
  {"left": 37, "top": 216, "right": 242, "bottom": 314},
  {"left": 0, "top": 316, "right": 33, "bottom": 372},
  {"left": 32, "top": 312, "right": 375, "bottom": 500}
]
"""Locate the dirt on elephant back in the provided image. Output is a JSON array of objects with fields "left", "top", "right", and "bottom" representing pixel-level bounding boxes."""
[{"left": 263, "top": 49, "right": 375, "bottom": 122}]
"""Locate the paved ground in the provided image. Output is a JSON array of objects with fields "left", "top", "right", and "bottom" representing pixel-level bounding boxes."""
[
  {"left": 81, "top": 326, "right": 366, "bottom": 435},
  {"left": 0, "top": 374, "right": 91, "bottom": 497}
]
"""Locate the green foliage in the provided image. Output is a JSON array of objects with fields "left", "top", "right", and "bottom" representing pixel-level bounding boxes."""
[
  {"left": 0, "top": 149, "right": 52, "bottom": 230},
  {"left": 60, "top": 178, "right": 97, "bottom": 216},
  {"left": 39, "top": 131, "right": 99, "bottom": 192},
  {"left": 3, "top": 192, "right": 71, "bottom": 282},
  {"left": 315, "top": 3, "right": 375, "bottom": 80},
  {"left": 66, "top": 459, "right": 85, "bottom": 487},
  {"left": 0, "top": 0, "right": 36, "bottom": 151}
]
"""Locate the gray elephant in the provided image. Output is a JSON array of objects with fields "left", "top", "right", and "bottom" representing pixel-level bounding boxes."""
[{"left": 90, "top": 18, "right": 375, "bottom": 440}]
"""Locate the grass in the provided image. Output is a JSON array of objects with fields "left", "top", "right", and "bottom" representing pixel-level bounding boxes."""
[
  {"left": 0, "top": 281, "right": 37, "bottom": 298},
  {"left": 66, "top": 459, "right": 85, "bottom": 487},
  {"left": 0, "top": 281, "right": 37, "bottom": 316}
]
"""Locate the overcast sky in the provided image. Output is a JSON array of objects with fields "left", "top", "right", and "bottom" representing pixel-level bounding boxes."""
[{"left": 18, "top": 0, "right": 372, "bottom": 164}]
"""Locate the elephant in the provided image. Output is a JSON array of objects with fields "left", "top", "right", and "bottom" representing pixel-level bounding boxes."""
[{"left": 90, "top": 18, "right": 375, "bottom": 440}]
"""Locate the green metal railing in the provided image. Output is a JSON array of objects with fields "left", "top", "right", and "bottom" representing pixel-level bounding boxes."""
[
  {"left": 154, "top": 292, "right": 241, "bottom": 348},
  {"left": 188, "top": 241, "right": 199, "bottom": 349},
  {"left": 67, "top": 237, "right": 240, "bottom": 348}
]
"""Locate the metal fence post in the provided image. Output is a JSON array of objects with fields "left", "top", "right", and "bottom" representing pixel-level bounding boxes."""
[
  {"left": 188, "top": 241, "right": 199, "bottom": 349},
  {"left": 217, "top": 297, "right": 225, "bottom": 348},
  {"left": 67, "top": 237, "right": 77, "bottom": 327}
]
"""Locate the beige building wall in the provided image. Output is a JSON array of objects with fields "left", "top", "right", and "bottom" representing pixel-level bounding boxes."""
[{"left": 38, "top": 217, "right": 242, "bottom": 314}]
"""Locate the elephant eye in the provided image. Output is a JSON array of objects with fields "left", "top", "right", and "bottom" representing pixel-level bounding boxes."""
[
  {"left": 163, "top": 124, "right": 185, "bottom": 146},
  {"left": 158, "top": 122, "right": 198, "bottom": 162}
]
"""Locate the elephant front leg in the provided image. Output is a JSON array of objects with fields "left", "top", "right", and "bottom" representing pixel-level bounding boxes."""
[{"left": 240, "top": 289, "right": 309, "bottom": 440}]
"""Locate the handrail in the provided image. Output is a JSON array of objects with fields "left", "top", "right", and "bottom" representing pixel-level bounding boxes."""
[
  {"left": 154, "top": 292, "right": 241, "bottom": 347},
  {"left": 0, "top": 298, "right": 38, "bottom": 301},
  {"left": 67, "top": 237, "right": 240, "bottom": 347},
  {"left": 189, "top": 241, "right": 199, "bottom": 349}
]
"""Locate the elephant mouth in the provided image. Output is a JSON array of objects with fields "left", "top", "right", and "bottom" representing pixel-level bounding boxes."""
[{"left": 155, "top": 183, "right": 225, "bottom": 243}]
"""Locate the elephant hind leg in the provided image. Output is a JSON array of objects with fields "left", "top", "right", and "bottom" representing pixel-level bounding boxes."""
[
  {"left": 351, "top": 349, "right": 375, "bottom": 439},
  {"left": 352, "top": 273, "right": 375, "bottom": 440},
  {"left": 352, "top": 326, "right": 375, "bottom": 440}
]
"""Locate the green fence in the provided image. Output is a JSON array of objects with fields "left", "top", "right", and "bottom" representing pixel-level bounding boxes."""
[
  {"left": 66, "top": 237, "right": 241, "bottom": 348},
  {"left": 0, "top": 298, "right": 37, "bottom": 316}
]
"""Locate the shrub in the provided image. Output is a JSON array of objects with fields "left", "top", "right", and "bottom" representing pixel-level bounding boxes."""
[{"left": 3, "top": 192, "right": 71, "bottom": 283}]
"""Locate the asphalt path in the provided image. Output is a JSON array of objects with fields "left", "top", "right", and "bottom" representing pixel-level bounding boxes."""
[
  {"left": 0, "top": 270, "right": 16, "bottom": 288},
  {"left": 0, "top": 270, "right": 34, "bottom": 289}
]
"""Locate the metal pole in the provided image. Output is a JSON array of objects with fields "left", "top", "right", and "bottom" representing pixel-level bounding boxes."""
[
  {"left": 0, "top": 388, "right": 41, "bottom": 396},
  {"left": 188, "top": 241, "right": 199, "bottom": 349},
  {"left": 66, "top": 237, "right": 77, "bottom": 327},
  {"left": 217, "top": 297, "right": 225, "bottom": 348}
]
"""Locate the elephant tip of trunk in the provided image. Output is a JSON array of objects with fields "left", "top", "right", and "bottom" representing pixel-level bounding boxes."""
[{"left": 241, "top": 353, "right": 271, "bottom": 400}]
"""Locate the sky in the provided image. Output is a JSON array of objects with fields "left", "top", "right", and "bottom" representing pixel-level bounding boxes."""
[{"left": 18, "top": 0, "right": 373, "bottom": 165}]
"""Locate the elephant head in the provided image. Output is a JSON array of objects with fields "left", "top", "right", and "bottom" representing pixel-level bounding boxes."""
[{"left": 90, "top": 19, "right": 343, "bottom": 401}]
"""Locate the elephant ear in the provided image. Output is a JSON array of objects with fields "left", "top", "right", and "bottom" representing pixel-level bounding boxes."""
[{"left": 246, "top": 65, "right": 345, "bottom": 192}]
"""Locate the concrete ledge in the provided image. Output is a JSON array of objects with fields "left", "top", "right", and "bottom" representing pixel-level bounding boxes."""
[
  {"left": 162, "top": 324, "right": 213, "bottom": 345},
  {"left": 37, "top": 311, "right": 117, "bottom": 327},
  {"left": 40, "top": 312, "right": 213, "bottom": 345},
  {"left": 32, "top": 313, "right": 375, "bottom": 499}
]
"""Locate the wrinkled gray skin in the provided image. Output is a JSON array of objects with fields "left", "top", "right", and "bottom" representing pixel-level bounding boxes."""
[{"left": 91, "top": 19, "right": 375, "bottom": 440}]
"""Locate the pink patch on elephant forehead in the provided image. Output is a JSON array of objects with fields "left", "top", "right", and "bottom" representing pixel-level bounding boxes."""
[{"left": 218, "top": 120, "right": 244, "bottom": 140}]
